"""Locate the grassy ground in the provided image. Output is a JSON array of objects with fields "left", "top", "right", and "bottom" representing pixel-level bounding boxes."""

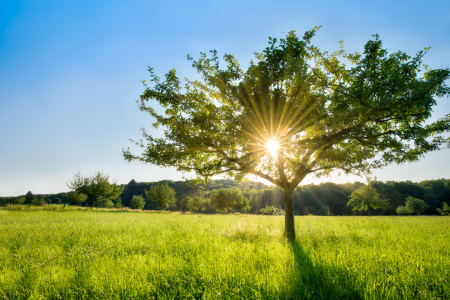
[{"left": 0, "top": 207, "right": 449, "bottom": 299}]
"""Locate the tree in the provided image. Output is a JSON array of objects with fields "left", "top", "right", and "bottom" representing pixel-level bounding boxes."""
[
  {"left": 32, "top": 196, "right": 47, "bottom": 206},
  {"left": 259, "top": 205, "right": 285, "bottom": 215},
  {"left": 145, "top": 182, "right": 176, "bottom": 210},
  {"left": 130, "top": 195, "right": 145, "bottom": 210},
  {"left": 25, "top": 191, "right": 35, "bottom": 209},
  {"left": 211, "top": 188, "right": 248, "bottom": 213},
  {"left": 112, "top": 197, "right": 123, "bottom": 208},
  {"left": 396, "top": 205, "right": 410, "bottom": 215},
  {"left": 124, "top": 28, "right": 450, "bottom": 240},
  {"left": 68, "top": 191, "right": 87, "bottom": 207},
  {"left": 437, "top": 202, "right": 450, "bottom": 215},
  {"left": 405, "top": 196, "right": 429, "bottom": 215},
  {"left": 1, "top": 197, "right": 25, "bottom": 207},
  {"left": 52, "top": 197, "right": 62, "bottom": 204},
  {"left": 347, "top": 184, "right": 389, "bottom": 216},
  {"left": 186, "top": 193, "right": 210, "bottom": 213},
  {"left": 96, "top": 198, "right": 114, "bottom": 208},
  {"left": 67, "top": 172, "right": 124, "bottom": 209}
]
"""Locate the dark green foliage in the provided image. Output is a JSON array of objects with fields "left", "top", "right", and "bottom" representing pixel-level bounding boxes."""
[
  {"left": 145, "top": 181, "right": 176, "bottom": 210},
  {"left": 396, "top": 205, "right": 411, "bottom": 215},
  {"left": 0, "top": 197, "right": 25, "bottom": 206},
  {"left": 32, "top": 196, "right": 47, "bottom": 206},
  {"left": 25, "top": 191, "right": 35, "bottom": 208},
  {"left": 437, "top": 202, "right": 450, "bottom": 215},
  {"left": 112, "top": 197, "right": 123, "bottom": 208},
  {"left": 5, "top": 178, "right": 449, "bottom": 215},
  {"left": 67, "top": 172, "right": 124, "bottom": 209},
  {"left": 186, "top": 193, "right": 210, "bottom": 213},
  {"left": 68, "top": 192, "right": 88, "bottom": 206},
  {"left": 211, "top": 188, "right": 249, "bottom": 213},
  {"left": 52, "top": 197, "right": 62, "bottom": 204},
  {"left": 405, "top": 196, "right": 429, "bottom": 215},
  {"left": 95, "top": 198, "right": 114, "bottom": 208},
  {"left": 348, "top": 184, "right": 389, "bottom": 216},
  {"left": 130, "top": 195, "right": 145, "bottom": 210},
  {"left": 259, "top": 205, "right": 284, "bottom": 215}
]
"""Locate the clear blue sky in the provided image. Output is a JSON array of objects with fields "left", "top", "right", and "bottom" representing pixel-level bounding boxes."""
[{"left": 1, "top": 0, "right": 449, "bottom": 196}]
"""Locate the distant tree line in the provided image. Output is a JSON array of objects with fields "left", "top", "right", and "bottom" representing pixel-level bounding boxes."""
[{"left": 2, "top": 178, "right": 450, "bottom": 216}]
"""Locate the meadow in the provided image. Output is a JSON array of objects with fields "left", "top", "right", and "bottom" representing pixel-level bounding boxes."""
[{"left": 0, "top": 207, "right": 449, "bottom": 299}]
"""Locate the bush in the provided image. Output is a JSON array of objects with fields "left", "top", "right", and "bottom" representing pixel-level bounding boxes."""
[
  {"left": 167, "top": 203, "right": 178, "bottom": 211},
  {"left": 437, "top": 202, "right": 450, "bottom": 216},
  {"left": 259, "top": 205, "right": 285, "bottom": 216},
  {"left": 32, "top": 197, "right": 47, "bottom": 206},
  {"left": 405, "top": 196, "right": 429, "bottom": 215},
  {"left": 96, "top": 198, "right": 114, "bottom": 208},
  {"left": 112, "top": 197, "right": 123, "bottom": 208},
  {"left": 130, "top": 195, "right": 145, "bottom": 210},
  {"left": 52, "top": 197, "right": 62, "bottom": 204},
  {"left": 396, "top": 205, "right": 410, "bottom": 215}
]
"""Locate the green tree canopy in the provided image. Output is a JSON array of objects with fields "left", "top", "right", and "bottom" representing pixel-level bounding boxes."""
[
  {"left": 32, "top": 196, "right": 47, "bottom": 206},
  {"left": 405, "top": 196, "right": 429, "bottom": 215},
  {"left": 145, "top": 182, "right": 176, "bottom": 210},
  {"left": 67, "top": 172, "right": 124, "bottom": 209},
  {"left": 347, "top": 184, "right": 389, "bottom": 216},
  {"left": 124, "top": 28, "right": 450, "bottom": 239},
  {"left": 25, "top": 191, "right": 35, "bottom": 209},
  {"left": 396, "top": 205, "right": 410, "bottom": 215},
  {"left": 437, "top": 202, "right": 450, "bottom": 216},
  {"left": 68, "top": 191, "right": 87, "bottom": 207},
  {"left": 186, "top": 193, "right": 210, "bottom": 213},
  {"left": 0, "top": 197, "right": 25, "bottom": 206},
  {"left": 96, "top": 198, "right": 114, "bottom": 208},
  {"left": 211, "top": 188, "right": 248, "bottom": 213},
  {"left": 112, "top": 197, "right": 123, "bottom": 208},
  {"left": 130, "top": 195, "right": 145, "bottom": 210}
]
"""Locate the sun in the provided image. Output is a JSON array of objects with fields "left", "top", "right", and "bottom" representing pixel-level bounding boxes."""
[{"left": 266, "top": 139, "right": 280, "bottom": 157}]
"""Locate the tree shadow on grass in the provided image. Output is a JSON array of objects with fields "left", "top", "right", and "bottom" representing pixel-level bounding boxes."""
[{"left": 286, "top": 240, "right": 362, "bottom": 300}]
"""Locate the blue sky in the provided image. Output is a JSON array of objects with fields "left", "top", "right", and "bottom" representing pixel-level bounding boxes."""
[{"left": 1, "top": 0, "right": 449, "bottom": 196}]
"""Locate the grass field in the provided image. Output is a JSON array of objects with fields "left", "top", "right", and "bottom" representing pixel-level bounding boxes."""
[{"left": 0, "top": 208, "right": 449, "bottom": 299}]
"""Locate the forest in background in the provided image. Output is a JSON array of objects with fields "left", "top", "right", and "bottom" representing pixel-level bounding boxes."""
[{"left": 1, "top": 178, "right": 449, "bottom": 216}]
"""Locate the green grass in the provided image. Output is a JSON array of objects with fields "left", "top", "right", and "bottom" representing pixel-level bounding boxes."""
[{"left": 0, "top": 208, "right": 449, "bottom": 299}]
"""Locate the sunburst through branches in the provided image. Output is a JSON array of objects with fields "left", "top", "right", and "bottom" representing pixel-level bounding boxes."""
[{"left": 265, "top": 139, "right": 280, "bottom": 157}]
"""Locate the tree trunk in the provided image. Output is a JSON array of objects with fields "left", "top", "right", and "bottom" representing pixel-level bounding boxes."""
[
  {"left": 368, "top": 206, "right": 371, "bottom": 216},
  {"left": 284, "top": 188, "right": 295, "bottom": 241},
  {"left": 63, "top": 203, "right": 66, "bottom": 209}
]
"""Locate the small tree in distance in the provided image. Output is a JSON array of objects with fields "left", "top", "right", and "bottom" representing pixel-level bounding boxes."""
[
  {"left": 68, "top": 191, "right": 87, "bottom": 208},
  {"left": 405, "top": 196, "right": 429, "bottom": 215},
  {"left": 96, "top": 198, "right": 114, "bottom": 208},
  {"left": 211, "top": 188, "right": 249, "bottom": 213},
  {"left": 347, "top": 184, "right": 389, "bottom": 216},
  {"left": 186, "top": 193, "right": 210, "bottom": 213},
  {"left": 145, "top": 182, "right": 176, "bottom": 210},
  {"left": 112, "top": 197, "right": 123, "bottom": 208},
  {"left": 32, "top": 196, "right": 47, "bottom": 206},
  {"left": 67, "top": 171, "right": 124, "bottom": 209},
  {"left": 130, "top": 195, "right": 145, "bottom": 210},
  {"left": 437, "top": 202, "right": 450, "bottom": 215},
  {"left": 396, "top": 205, "right": 411, "bottom": 215},
  {"left": 2, "top": 197, "right": 25, "bottom": 207},
  {"left": 25, "top": 191, "right": 35, "bottom": 209}
]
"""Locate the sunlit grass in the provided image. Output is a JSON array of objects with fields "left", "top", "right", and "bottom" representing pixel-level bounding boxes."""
[{"left": 0, "top": 208, "right": 449, "bottom": 299}]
